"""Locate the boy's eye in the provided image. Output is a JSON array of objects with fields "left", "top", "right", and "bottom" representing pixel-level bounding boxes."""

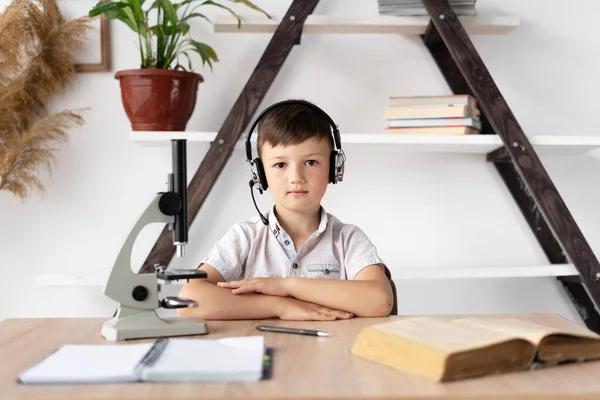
[
  {"left": 306, "top": 160, "right": 318, "bottom": 166},
  {"left": 273, "top": 162, "right": 286, "bottom": 169}
]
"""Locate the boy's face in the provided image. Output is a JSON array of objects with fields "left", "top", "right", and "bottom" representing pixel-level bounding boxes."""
[{"left": 261, "top": 137, "right": 331, "bottom": 215}]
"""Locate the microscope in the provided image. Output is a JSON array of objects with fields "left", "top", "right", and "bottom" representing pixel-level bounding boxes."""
[{"left": 101, "top": 140, "right": 209, "bottom": 341}]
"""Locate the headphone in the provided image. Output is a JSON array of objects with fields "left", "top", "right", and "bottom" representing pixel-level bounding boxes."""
[{"left": 245, "top": 100, "right": 346, "bottom": 224}]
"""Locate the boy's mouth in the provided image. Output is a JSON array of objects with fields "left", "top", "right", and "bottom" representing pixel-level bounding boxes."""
[{"left": 288, "top": 190, "right": 308, "bottom": 196}]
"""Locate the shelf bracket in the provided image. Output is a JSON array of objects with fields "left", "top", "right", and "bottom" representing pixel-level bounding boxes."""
[
  {"left": 494, "top": 161, "right": 600, "bottom": 332},
  {"left": 422, "top": 0, "right": 600, "bottom": 331},
  {"left": 486, "top": 147, "right": 510, "bottom": 163}
]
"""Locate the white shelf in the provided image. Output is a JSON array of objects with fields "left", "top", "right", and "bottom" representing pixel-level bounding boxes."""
[
  {"left": 130, "top": 132, "right": 600, "bottom": 156},
  {"left": 33, "top": 264, "right": 577, "bottom": 286},
  {"left": 214, "top": 15, "right": 519, "bottom": 35},
  {"left": 391, "top": 264, "right": 578, "bottom": 279},
  {"left": 131, "top": 131, "right": 216, "bottom": 144}
]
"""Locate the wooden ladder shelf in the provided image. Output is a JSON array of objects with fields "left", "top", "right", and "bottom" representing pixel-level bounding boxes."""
[{"left": 140, "top": 0, "right": 600, "bottom": 332}]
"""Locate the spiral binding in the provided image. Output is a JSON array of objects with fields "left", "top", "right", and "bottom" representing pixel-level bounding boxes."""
[{"left": 134, "top": 337, "right": 170, "bottom": 376}]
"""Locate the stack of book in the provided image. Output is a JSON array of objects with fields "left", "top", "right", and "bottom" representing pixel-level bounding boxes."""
[
  {"left": 384, "top": 94, "right": 481, "bottom": 135},
  {"left": 378, "top": 0, "right": 477, "bottom": 16}
]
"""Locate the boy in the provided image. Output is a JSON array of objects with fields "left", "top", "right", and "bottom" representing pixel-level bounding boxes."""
[{"left": 178, "top": 100, "right": 393, "bottom": 321}]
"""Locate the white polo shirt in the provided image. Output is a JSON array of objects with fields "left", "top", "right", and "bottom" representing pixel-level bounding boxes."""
[{"left": 200, "top": 207, "right": 387, "bottom": 282}]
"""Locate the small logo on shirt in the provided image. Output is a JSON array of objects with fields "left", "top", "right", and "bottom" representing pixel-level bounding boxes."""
[{"left": 271, "top": 225, "right": 281, "bottom": 238}]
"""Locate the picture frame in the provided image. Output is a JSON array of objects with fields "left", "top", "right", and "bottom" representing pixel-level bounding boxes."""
[
  {"left": 75, "top": 15, "right": 111, "bottom": 73},
  {"left": 58, "top": 0, "right": 111, "bottom": 73}
]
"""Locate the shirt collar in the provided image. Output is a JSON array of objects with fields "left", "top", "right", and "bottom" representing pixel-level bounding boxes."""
[{"left": 268, "top": 206, "right": 328, "bottom": 238}]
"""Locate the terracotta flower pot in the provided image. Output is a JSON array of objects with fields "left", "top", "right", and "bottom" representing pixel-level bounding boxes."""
[{"left": 115, "top": 69, "right": 203, "bottom": 131}]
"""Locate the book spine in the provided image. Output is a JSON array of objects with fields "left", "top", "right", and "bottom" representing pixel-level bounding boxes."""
[
  {"left": 384, "top": 106, "right": 478, "bottom": 119},
  {"left": 134, "top": 337, "right": 170, "bottom": 379}
]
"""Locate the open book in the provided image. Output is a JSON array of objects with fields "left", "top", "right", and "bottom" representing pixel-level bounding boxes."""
[
  {"left": 351, "top": 317, "right": 600, "bottom": 382},
  {"left": 18, "top": 336, "right": 265, "bottom": 384}
]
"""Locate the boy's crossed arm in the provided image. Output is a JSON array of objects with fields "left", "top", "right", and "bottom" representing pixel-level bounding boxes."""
[
  {"left": 177, "top": 265, "right": 354, "bottom": 321},
  {"left": 218, "top": 265, "right": 393, "bottom": 318}
]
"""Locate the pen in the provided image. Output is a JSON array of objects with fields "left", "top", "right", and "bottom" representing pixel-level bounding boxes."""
[{"left": 256, "top": 325, "right": 331, "bottom": 337}]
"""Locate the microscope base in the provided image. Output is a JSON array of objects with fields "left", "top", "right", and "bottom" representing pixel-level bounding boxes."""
[{"left": 101, "top": 305, "right": 208, "bottom": 341}]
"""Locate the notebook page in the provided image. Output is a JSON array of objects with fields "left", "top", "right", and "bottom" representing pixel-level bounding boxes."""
[
  {"left": 18, "top": 343, "right": 153, "bottom": 384},
  {"left": 144, "top": 336, "right": 264, "bottom": 382}
]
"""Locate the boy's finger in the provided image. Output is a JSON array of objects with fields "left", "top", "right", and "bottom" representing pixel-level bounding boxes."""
[
  {"left": 319, "top": 308, "right": 352, "bottom": 319},
  {"left": 315, "top": 312, "right": 336, "bottom": 321}
]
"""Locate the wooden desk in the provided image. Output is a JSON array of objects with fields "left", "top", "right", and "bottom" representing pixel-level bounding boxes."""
[{"left": 2, "top": 314, "right": 600, "bottom": 399}]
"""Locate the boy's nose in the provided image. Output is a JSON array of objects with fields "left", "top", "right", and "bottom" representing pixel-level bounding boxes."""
[{"left": 289, "top": 164, "right": 305, "bottom": 183}]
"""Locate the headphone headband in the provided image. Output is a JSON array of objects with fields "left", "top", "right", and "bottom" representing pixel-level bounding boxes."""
[
  {"left": 245, "top": 99, "right": 342, "bottom": 162},
  {"left": 245, "top": 99, "right": 346, "bottom": 225}
]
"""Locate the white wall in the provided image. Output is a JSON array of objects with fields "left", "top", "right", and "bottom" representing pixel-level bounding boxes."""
[{"left": 1, "top": 0, "right": 599, "bottom": 323}]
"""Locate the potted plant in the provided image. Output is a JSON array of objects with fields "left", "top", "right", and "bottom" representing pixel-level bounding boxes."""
[{"left": 89, "top": 0, "right": 269, "bottom": 131}]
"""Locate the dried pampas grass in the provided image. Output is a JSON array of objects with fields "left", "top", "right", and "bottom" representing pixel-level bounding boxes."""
[{"left": 0, "top": 0, "right": 92, "bottom": 200}]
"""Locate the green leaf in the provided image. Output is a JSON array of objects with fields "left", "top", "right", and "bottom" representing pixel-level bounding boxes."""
[
  {"left": 200, "top": 0, "right": 240, "bottom": 28},
  {"left": 149, "top": 24, "right": 178, "bottom": 35},
  {"left": 119, "top": 1, "right": 143, "bottom": 33},
  {"left": 89, "top": 0, "right": 272, "bottom": 71},
  {"left": 181, "top": 51, "right": 193, "bottom": 71},
  {"left": 159, "top": 0, "right": 179, "bottom": 26},
  {"left": 174, "top": 0, "right": 197, "bottom": 10},
  {"left": 226, "top": 0, "right": 270, "bottom": 18},
  {"left": 180, "top": 21, "right": 191, "bottom": 34},
  {"left": 181, "top": 12, "right": 211, "bottom": 24},
  {"left": 103, "top": 8, "right": 140, "bottom": 32},
  {"left": 146, "top": 0, "right": 160, "bottom": 11},
  {"left": 88, "top": 2, "right": 127, "bottom": 18},
  {"left": 187, "top": 39, "right": 219, "bottom": 71},
  {"left": 124, "top": 0, "right": 145, "bottom": 28},
  {"left": 88, "top": 1, "right": 140, "bottom": 33}
]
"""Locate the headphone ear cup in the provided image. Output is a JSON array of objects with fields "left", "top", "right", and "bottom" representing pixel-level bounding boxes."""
[
  {"left": 254, "top": 158, "right": 268, "bottom": 191},
  {"left": 329, "top": 150, "right": 345, "bottom": 184},
  {"left": 329, "top": 151, "right": 337, "bottom": 184}
]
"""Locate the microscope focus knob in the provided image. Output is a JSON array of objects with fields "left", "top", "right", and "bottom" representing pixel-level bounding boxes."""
[
  {"left": 132, "top": 285, "right": 149, "bottom": 302},
  {"left": 158, "top": 192, "right": 182, "bottom": 216}
]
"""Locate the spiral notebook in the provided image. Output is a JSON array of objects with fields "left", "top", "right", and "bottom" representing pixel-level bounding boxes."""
[{"left": 18, "top": 336, "right": 266, "bottom": 384}]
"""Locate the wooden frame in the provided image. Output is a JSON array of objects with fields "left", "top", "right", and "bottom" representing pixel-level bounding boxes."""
[
  {"left": 57, "top": 0, "right": 112, "bottom": 73},
  {"left": 74, "top": 14, "right": 111, "bottom": 73}
]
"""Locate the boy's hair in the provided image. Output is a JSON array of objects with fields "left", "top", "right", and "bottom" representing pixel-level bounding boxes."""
[{"left": 257, "top": 101, "right": 334, "bottom": 158}]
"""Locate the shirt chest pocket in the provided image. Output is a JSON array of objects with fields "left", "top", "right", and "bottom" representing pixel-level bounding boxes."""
[{"left": 306, "top": 264, "right": 341, "bottom": 280}]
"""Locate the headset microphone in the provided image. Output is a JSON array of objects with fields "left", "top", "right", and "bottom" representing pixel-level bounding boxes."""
[{"left": 249, "top": 179, "right": 269, "bottom": 225}]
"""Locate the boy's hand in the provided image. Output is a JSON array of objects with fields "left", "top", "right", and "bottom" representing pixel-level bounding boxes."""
[
  {"left": 218, "top": 278, "right": 292, "bottom": 297},
  {"left": 278, "top": 297, "right": 353, "bottom": 321}
]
